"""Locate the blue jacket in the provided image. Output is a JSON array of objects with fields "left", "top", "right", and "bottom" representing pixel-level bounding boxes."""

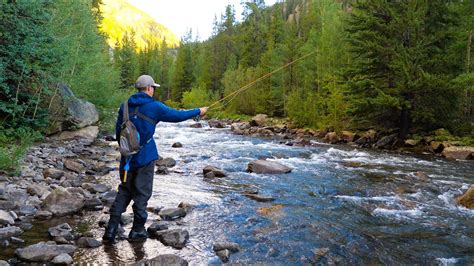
[{"left": 116, "top": 92, "right": 200, "bottom": 168}]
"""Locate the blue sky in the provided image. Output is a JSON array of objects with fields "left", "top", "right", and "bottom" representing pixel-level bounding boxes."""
[{"left": 127, "top": 0, "right": 278, "bottom": 40}]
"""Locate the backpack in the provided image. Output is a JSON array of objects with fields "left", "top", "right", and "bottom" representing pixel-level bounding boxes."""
[{"left": 118, "top": 101, "right": 157, "bottom": 157}]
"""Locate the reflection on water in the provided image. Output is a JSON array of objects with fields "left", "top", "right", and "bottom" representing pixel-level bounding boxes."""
[{"left": 8, "top": 120, "right": 474, "bottom": 264}]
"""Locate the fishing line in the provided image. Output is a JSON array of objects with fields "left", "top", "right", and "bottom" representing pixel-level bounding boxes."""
[{"left": 207, "top": 50, "right": 317, "bottom": 110}]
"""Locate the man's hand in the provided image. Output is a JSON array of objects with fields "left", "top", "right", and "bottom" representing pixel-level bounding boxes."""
[{"left": 199, "top": 107, "right": 208, "bottom": 116}]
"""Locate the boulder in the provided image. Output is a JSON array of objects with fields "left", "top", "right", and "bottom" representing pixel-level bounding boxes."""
[
  {"left": 171, "top": 142, "right": 183, "bottom": 148},
  {"left": 48, "top": 223, "right": 73, "bottom": 241},
  {"left": 213, "top": 241, "right": 240, "bottom": 252},
  {"left": 141, "top": 254, "right": 188, "bottom": 266},
  {"left": 430, "top": 141, "right": 445, "bottom": 153},
  {"left": 15, "top": 242, "right": 76, "bottom": 262},
  {"left": 247, "top": 160, "right": 292, "bottom": 174},
  {"left": 51, "top": 253, "right": 73, "bottom": 265},
  {"left": 43, "top": 169, "right": 65, "bottom": 179},
  {"left": 442, "top": 146, "right": 474, "bottom": 160},
  {"left": 147, "top": 222, "right": 169, "bottom": 234},
  {"left": 0, "top": 210, "right": 14, "bottom": 225},
  {"left": 158, "top": 208, "right": 186, "bottom": 220},
  {"left": 55, "top": 126, "right": 99, "bottom": 145},
  {"left": 156, "top": 158, "right": 176, "bottom": 168},
  {"left": 341, "top": 131, "right": 357, "bottom": 143},
  {"left": 42, "top": 187, "right": 85, "bottom": 216},
  {"left": 404, "top": 139, "right": 419, "bottom": 147},
  {"left": 0, "top": 226, "right": 23, "bottom": 240},
  {"left": 47, "top": 84, "right": 99, "bottom": 135},
  {"left": 76, "top": 237, "right": 101, "bottom": 248},
  {"left": 208, "top": 120, "right": 225, "bottom": 128},
  {"left": 324, "top": 132, "right": 340, "bottom": 144},
  {"left": 250, "top": 114, "right": 267, "bottom": 127},
  {"left": 216, "top": 249, "right": 230, "bottom": 263},
  {"left": 457, "top": 186, "right": 474, "bottom": 209},
  {"left": 154, "top": 229, "right": 189, "bottom": 249},
  {"left": 203, "top": 166, "right": 227, "bottom": 178},
  {"left": 375, "top": 134, "right": 398, "bottom": 149}
]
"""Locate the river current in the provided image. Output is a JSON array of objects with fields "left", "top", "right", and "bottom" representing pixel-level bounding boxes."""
[{"left": 76, "top": 120, "right": 473, "bottom": 265}]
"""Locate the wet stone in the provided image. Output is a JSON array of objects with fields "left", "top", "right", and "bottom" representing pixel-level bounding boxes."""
[
  {"left": 216, "top": 249, "right": 230, "bottom": 263},
  {"left": 141, "top": 254, "right": 188, "bottom": 266},
  {"left": 156, "top": 158, "right": 177, "bottom": 168},
  {"left": 48, "top": 223, "right": 73, "bottom": 241},
  {"left": 51, "top": 253, "right": 73, "bottom": 265},
  {"left": 35, "top": 211, "right": 53, "bottom": 220},
  {"left": 244, "top": 193, "right": 275, "bottom": 202},
  {"left": 147, "top": 222, "right": 169, "bottom": 234},
  {"left": 203, "top": 166, "right": 227, "bottom": 178},
  {"left": 76, "top": 237, "right": 102, "bottom": 248},
  {"left": 213, "top": 241, "right": 240, "bottom": 252},
  {"left": 171, "top": 142, "right": 183, "bottom": 148},
  {"left": 158, "top": 208, "right": 186, "bottom": 220},
  {"left": 156, "top": 166, "right": 169, "bottom": 175},
  {"left": 15, "top": 242, "right": 77, "bottom": 262},
  {"left": 154, "top": 229, "right": 189, "bottom": 249}
]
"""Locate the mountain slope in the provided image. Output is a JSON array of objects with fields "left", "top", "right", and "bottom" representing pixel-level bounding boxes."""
[{"left": 100, "top": 0, "right": 179, "bottom": 50}]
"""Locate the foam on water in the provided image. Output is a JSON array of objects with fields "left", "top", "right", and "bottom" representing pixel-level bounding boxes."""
[
  {"left": 435, "top": 258, "right": 459, "bottom": 266},
  {"left": 372, "top": 207, "right": 424, "bottom": 220}
]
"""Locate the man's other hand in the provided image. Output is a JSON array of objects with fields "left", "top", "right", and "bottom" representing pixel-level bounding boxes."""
[{"left": 199, "top": 107, "right": 208, "bottom": 116}]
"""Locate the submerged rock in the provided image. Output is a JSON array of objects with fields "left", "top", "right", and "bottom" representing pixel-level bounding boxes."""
[
  {"left": 15, "top": 242, "right": 76, "bottom": 262},
  {"left": 213, "top": 241, "right": 240, "bottom": 252},
  {"left": 244, "top": 193, "right": 275, "bottom": 202},
  {"left": 154, "top": 229, "right": 189, "bottom": 249},
  {"left": 139, "top": 254, "right": 188, "bottom": 266},
  {"left": 203, "top": 166, "right": 227, "bottom": 178},
  {"left": 48, "top": 223, "right": 73, "bottom": 241},
  {"left": 172, "top": 142, "right": 183, "bottom": 148},
  {"left": 457, "top": 186, "right": 474, "bottom": 209},
  {"left": 76, "top": 237, "right": 101, "bottom": 248},
  {"left": 247, "top": 160, "right": 292, "bottom": 174}
]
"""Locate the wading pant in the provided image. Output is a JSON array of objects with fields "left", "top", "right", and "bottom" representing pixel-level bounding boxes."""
[{"left": 108, "top": 161, "right": 154, "bottom": 231}]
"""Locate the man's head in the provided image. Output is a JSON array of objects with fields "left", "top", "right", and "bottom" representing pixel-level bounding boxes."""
[{"left": 135, "top": 75, "right": 160, "bottom": 97}]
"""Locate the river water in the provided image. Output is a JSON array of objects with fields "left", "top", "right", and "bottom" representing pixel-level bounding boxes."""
[{"left": 75, "top": 121, "right": 473, "bottom": 265}]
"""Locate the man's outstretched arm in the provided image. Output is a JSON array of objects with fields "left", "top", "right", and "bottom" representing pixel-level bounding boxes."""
[{"left": 155, "top": 102, "right": 207, "bottom": 123}]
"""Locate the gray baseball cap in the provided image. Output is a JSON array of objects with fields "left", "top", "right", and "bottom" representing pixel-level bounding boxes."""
[{"left": 135, "top": 75, "right": 160, "bottom": 89}]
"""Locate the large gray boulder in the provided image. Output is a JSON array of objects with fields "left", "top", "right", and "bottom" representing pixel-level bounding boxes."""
[
  {"left": 247, "top": 160, "right": 292, "bottom": 174},
  {"left": 47, "top": 84, "right": 99, "bottom": 135},
  {"left": 42, "top": 187, "right": 85, "bottom": 216},
  {"left": 15, "top": 242, "right": 76, "bottom": 262}
]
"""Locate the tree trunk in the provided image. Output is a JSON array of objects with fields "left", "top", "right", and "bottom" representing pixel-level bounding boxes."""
[{"left": 399, "top": 108, "right": 410, "bottom": 141}]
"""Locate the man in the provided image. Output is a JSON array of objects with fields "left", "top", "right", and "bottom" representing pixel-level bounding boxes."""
[{"left": 103, "top": 74, "right": 208, "bottom": 243}]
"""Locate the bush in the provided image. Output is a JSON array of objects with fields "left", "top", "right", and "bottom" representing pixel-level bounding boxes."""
[
  {"left": 0, "top": 127, "right": 42, "bottom": 175},
  {"left": 182, "top": 86, "right": 214, "bottom": 109}
]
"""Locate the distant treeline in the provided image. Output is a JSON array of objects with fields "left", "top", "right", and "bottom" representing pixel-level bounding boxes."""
[{"left": 121, "top": 0, "right": 473, "bottom": 139}]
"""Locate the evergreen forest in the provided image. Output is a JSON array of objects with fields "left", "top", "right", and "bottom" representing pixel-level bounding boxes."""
[{"left": 1, "top": 0, "right": 473, "bottom": 173}]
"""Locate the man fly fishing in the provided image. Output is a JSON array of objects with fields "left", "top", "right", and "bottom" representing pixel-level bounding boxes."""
[{"left": 103, "top": 74, "right": 208, "bottom": 243}]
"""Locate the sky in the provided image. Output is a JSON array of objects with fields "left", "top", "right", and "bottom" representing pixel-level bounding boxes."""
[{"left": 126, "top": 0, "right": 278, "bottom": 40}]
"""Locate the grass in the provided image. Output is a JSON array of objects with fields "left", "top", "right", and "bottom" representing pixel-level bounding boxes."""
[{"left": 0, "top": 127, "right": 42, "bottom": 175}]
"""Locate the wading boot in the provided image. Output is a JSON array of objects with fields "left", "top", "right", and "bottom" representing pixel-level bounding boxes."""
[
  {"left": 102, "top": 223, "right": 119, "bottom": 244},
  {"left": 128, "top": 229, "right": 148, "bottom": 242}
]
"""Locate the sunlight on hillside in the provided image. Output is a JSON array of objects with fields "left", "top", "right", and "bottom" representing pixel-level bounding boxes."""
[{"left": 100, "top": 0, "right": 180, "bottom": 50}]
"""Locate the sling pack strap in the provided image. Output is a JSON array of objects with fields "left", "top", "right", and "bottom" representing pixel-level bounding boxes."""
[
  {"left": 130, "top": 106, "right": 158, "bottom": 125},
  {"left": 122, "top": 101, "right": 158, "bottom": 125}
]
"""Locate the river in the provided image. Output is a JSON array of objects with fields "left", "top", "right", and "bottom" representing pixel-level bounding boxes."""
[{"left": 74, "top": 120, "right": 473, "bottom": 265}]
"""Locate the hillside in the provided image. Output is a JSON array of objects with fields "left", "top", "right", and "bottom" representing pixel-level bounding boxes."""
[{"left": 100, "top": 0, "right": 180, "bottom": 50}]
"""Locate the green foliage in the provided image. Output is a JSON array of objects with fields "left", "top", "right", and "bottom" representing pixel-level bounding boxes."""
[
  {"left": 182, "top": 86, "right": 215, "bottom": 109},
  {"left": 164, "top": 99, "right": 181, "bottom": 109},
  {"left": 0, "top": 127, "right": 42, "bottom": 174}
]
